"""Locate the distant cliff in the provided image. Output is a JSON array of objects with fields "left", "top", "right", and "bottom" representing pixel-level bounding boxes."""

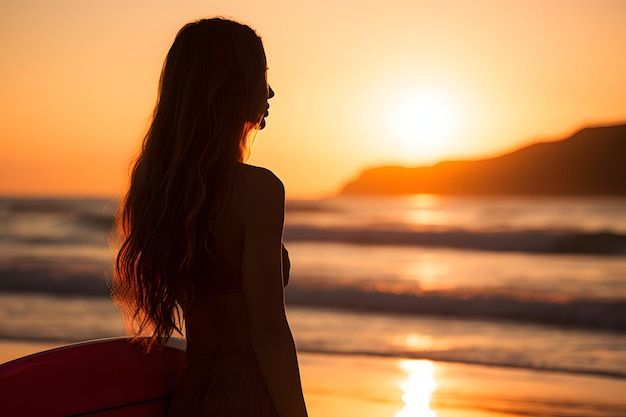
[{"left": 340, "top": 124, "right": 626, "bottom": 196}]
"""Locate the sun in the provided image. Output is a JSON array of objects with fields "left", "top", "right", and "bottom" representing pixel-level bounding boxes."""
[{"left": 388, "top": 89, "right": 460, "bottom": 164}]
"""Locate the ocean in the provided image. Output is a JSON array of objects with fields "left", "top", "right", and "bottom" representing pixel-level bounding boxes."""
[{"left": 1, "top": 195, "right": 625, "bottom": 386}]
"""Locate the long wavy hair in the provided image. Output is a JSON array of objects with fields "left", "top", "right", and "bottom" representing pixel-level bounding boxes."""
[{"left": 112, "top": 18, "right": 268, "bottom": 350}]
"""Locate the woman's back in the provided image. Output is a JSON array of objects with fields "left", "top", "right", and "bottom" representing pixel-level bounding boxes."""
[
  {"left": 183, "top": 164, "right": 290, "bottom": 352},
  {"left": 182, "top": 165, "right": 248, "bottom": 353}
]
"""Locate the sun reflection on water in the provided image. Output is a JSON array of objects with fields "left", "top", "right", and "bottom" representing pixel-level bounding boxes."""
[
  {"left": 395, "top": 360, "right": 437, "bottom": 417},
  {"left": 405, "top": 194, "right": 448, "bottom": 228}
]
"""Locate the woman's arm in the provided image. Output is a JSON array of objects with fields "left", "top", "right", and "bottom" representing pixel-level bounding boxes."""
[{"left": 239, "top": 167, "right": 308, "bottom": 417}]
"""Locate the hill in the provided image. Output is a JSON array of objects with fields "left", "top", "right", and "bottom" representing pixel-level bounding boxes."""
[{"left": 340, "top": 124, "right": 626, "bottom": 196}]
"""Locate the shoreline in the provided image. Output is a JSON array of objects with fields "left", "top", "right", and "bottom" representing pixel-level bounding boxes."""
[
  {"left": 3, "top": 340, "right": 626, "bottom": 417},
  {"left": 296, "top": 347, "right": 626, "bottom": 381}
]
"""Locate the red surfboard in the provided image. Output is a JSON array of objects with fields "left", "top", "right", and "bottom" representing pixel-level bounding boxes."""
[{"left": 0, "top": 337, "right": 187, "bottom": 417}]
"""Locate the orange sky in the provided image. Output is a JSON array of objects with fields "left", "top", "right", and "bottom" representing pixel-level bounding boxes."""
[{"left": 1, "top": 0, "right": 625, "bottom": 197}]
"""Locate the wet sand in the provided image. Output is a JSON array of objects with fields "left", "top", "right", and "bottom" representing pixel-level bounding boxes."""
[
  {"left": 3, "top": 342, "right": 626, "bottom": 417},
  {"left": 300, "top": 353, "right": 626, "bottom": 417}
]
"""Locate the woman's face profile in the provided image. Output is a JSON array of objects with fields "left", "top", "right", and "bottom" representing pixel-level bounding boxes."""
[{"left": 259, "top": 85, "right": 275, "bottom": 130}]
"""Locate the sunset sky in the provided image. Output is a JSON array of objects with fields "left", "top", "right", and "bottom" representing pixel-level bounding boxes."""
[{"left": 1, "top": 0, "right": 625, "bottom": 197}]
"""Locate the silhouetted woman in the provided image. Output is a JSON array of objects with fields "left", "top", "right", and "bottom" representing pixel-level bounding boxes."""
[{"left": 112, "top": 18, "right": 308, "bottom": 417}]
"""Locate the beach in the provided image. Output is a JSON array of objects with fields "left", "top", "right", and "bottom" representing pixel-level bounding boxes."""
[{"left": 1, "top": 196, "right": 625, "bottom": 416}]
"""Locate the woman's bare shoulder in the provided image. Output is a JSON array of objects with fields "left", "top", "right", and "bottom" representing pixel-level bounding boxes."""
[
  {"left": 237, "top": 164, "right": 283, "bottom": 188},
  {"left": 234, "top": 164, "right": 285, "bottom": 213}
]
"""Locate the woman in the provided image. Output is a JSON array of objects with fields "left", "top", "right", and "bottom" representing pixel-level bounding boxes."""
[{"left": 112, "top": 18, "right": 308, "bottom": 417}]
